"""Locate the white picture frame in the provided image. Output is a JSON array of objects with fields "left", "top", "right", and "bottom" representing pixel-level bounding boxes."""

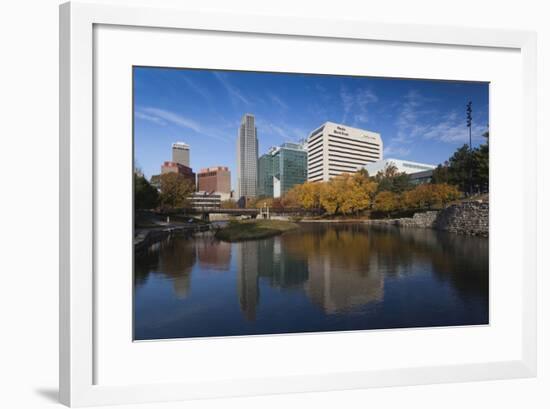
[{"left": 59, "top": 1, "right": 537, "bottom": 407}]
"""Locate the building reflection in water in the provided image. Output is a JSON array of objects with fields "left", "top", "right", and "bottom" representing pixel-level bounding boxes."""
[
  {"left": 196, "top": 235, "right": 231, "bottom": 271},
  {"left": 136, "top": 224, "right": 488, "bottom": 331},
  {"left": 235, "top": 241, "right": 259, "bottom": 320},
  {"left": 235, "top": 237, "right": 310, "bottom": 320},
  {"left": 157, "top": 236, "right": 196, "bottom": 299},
  {"left": 282, "top": 226, "right": 384, "bottom": 314}
]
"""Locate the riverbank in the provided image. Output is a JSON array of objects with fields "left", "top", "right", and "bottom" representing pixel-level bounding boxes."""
[
  {"left": 134, "top": 223, "right": 210, "bottom": 254},
  {"left": 214, "top": 219, "right": 299, "bottom": 242}
]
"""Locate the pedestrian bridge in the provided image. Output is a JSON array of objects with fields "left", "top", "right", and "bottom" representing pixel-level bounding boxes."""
[
  {"left": 171, "top": 207, "right": 314, "bottom": 221},
  {"left": 181, "top": 208, "right": 260, "bottom": 221}
]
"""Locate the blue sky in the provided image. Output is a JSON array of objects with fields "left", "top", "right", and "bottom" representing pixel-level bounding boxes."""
[{"left": 134, "top": 67, "right": 489, "bottom": 187}]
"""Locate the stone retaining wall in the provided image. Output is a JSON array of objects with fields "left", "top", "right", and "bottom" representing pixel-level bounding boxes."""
[
  {"left": 367, "top": 201, "right": 488, "bottom": 237},
  {"left": 434, "top": 201, "right": 488, "bottom": 237}
]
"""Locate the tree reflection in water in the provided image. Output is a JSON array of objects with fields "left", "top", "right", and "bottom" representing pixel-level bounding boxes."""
[{"left": 134, "top": 224, "right": 488, "bottom": 339}]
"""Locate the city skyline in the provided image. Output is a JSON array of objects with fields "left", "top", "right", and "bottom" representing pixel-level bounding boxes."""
[{"left": 133, "top": 67, "right": 489, "bottom": 188}]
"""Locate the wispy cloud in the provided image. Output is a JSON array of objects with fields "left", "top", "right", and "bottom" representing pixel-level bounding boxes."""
[
  {"left": 180, "top": 76, "right": 211, "bottom": 101},
  {"left": 135, "top": 111, "right": 167, "bottom": 126},
  {"left": 268, "top": 93, "right": 288, "bottom": 110},
  {"left": 136, "top": 107, "right": 231, "bottom": 142},
  {"left": 383, "top": 89, "right": 487, "bottom": 159},
  {"left": 422, "top": 111, "right": 487, "bottom": 143},
  {"left": 257, "top": 119, "right": 307, "bottom": 143},
  {"left": 383, "top": 145, "right": 412, "bottom": 157},
  {"left": 139, "top": 107, "right": 202, "bottom": 133},
  {"left": 340, "top": 86, "right": 378, "bottom": 125},
  {"left": 213, "top": 72, "right": 250, "bottom": 105}
]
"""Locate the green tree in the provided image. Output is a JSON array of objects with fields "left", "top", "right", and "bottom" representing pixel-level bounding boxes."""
[
  {"left": 446, "top": 144, "right": 472, "bottom": 193},
  {"left": 134, "top": 173, "right": 159, "bottom": 210},
  {"left": 431, "top": 162, "right": 451, "bottom": 185},
  {"left": 374, "top": 164, "right": 413, "bottom": 194},
  {"left": 472, "top": 131, "right": 489, "bottom": 193},
  {"left": 436, "top": 130, "right": 489, "bottom": 194}
]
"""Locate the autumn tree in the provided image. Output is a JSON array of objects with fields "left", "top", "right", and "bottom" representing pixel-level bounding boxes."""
[
  {"left": 319, "top": 179, "right": 341, "bottom": 215},
  {"left": 319, "top": 173, "right": 377, "bottom": 215},
  {"left": 220, "top": 199, "right": 238, "bottom": 209},
  {"left": 159, "top": 173, "right": 195, "bottom": 209},
  {"left": 373, "top": 191, "right": 400, "bottom": 214},
  {"left": 285, "top": 182, "right": 322, "bottom": 211},
  {"left": 402, "top": 183, "right": 460, "bottom": 209},
  {"left": 271, "top": 197, "right": 284, "bottom": 210},
  {"left": 342, "top": 172, "right": 378, "bottom": 214},
  {"left": 432, "top": 183, "right": 461, "bottom": 206},
  {"left": 280, "top": 187, "right": 300, "bottom": 208},
  {"left": 253, "top": 197, "right": 276, "bottom": 209}
]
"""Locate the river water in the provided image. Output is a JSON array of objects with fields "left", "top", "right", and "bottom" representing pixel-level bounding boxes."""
[{"left": 134, "top": 223, "right": 488, "bottom": 340}]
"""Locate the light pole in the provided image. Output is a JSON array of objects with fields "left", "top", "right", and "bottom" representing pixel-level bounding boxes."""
[
  {"left": 466, "top": 101, "right": 472, "bottom": 150},
  {"left": 466, "top": 101, "right": 473, "bottom": 195}
]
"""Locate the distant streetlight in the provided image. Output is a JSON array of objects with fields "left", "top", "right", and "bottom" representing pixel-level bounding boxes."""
[
  {"left": 466, "top": 101, "right": 473, "bottom": 195},
  {"left": 466, "top": 101, "right": 473, "bottom": 150}
]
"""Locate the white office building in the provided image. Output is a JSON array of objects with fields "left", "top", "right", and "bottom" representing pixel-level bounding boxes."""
[
  {"left": 306, "top": 122, "right": 383, "bottom": 182},
  {"left": 362, "top": 158, "right": 436, "bottom": 177},
  {"left": 236, "top": 113, "right": 258, "bottom": 199},
  {"left": 172, "top": 142, "right": 190, "bottom": 167}
]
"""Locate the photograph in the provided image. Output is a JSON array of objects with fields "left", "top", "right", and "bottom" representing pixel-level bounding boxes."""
[{"left": 133, "top": 66, "right": 489, "bottom": 341}]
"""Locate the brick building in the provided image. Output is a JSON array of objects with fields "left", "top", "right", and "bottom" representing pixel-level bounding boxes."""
[{"left": 197, "top": 166, "right": 231, "bottom": 196}]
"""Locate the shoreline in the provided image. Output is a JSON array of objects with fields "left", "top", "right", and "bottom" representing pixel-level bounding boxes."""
[
  {"left": 134, "top": 223, "right": 211, "bottom": 254},
  {"left": 214, "top": 219, "right": 299, "bottom": 242}
]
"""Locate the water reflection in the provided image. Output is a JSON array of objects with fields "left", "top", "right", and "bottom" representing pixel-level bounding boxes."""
[
  {"left": 236, "top": 240, "right": 260, "bottom": 320},
  {"left": 197, "top": 237, "right": 231, "bottom": 271},
  {"left": 134, "top": 223, "right": 489, "bottom": 339}
]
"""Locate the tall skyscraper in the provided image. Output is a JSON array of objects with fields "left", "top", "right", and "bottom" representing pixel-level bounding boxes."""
[
  {"left": 172, "top": 142, "right": 190, "bottom": 167},
  {"left": 306, "top": 122, "right": 382, "bottom": 182},
  {"left": 236, "top": 113, "right": 258, "bottom": 199}
]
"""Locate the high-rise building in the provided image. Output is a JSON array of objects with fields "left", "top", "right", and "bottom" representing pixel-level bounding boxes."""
[
  {"left": 197, "top": 166, "right": 231, "bottom": 196},
  {"left": 236, "top": 113, "right": 258, "bottom": 199},
  {"left": 306, "top": 122, "right": 383, "bottom": 182},
  {"left": 272, "top": 143, "right": 307, "bottom": 198},
  {"left": 257, "top": 151, "right": 274, "bottom": 198},
  {"left": 172, "top": 142, "right": 190, "bottom": 167}
]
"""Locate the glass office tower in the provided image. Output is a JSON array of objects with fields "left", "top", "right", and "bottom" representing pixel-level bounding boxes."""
[
  {"left": 258, "top": 143, "right": 307, "bottom": 198},
  {"left": 257, "top": 152, "right": 274, "bottom": 198}
]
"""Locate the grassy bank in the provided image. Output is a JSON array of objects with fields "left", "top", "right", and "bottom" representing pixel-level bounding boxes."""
[{"left": 215, "top": 219, "right": 299, "bottom": 242}]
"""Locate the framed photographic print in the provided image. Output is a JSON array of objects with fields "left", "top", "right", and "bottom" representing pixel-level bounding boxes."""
[{"left": 60, "top": 1, "right": 537, "bottom": 406}]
